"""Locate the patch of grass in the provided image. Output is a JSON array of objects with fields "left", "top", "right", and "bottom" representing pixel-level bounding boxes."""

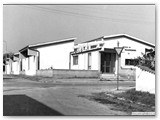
[
  {"left": 115, "top": 88, "right": 155, "bottom": 107},
  {"left": 78, "top": 89, "right": 155, "bottom": 113}
]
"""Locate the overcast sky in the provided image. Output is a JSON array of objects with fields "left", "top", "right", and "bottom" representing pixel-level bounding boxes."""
[{"left": 3, "top": 4, "right": 155, "bottom": 53}]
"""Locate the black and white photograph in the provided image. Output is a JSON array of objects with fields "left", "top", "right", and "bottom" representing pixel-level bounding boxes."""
[{"left": 3, "top": 4, "right": 155, "bottom": 116}]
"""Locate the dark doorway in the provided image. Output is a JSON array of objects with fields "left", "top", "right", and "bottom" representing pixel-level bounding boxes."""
[
  {"left": 3, "top": 65, "right": 5, "bottom": 72},
  {"left": 101, "top": 52, "right": 116, "bottom": 73}
]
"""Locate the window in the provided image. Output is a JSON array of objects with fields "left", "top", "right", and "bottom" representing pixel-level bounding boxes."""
[
  {"left": 74, "top": 48, "right": 78, "bottom": 52},
  {"left": 3, "top": 65, "right": 5, "bottom": 72},
  {"left": 91, "top": 45, "right": 97, "bottom": 49},
  {"left": 73, "top": 55, "right": 78, "bottom": 65},
  {"left": 125, "top": 59, "right": 137, "bottom": 66},
  {"left": 37, "top": 56, "right": 40, "bottom": 70},
  {"left": 99, "top": 44, "right": 104, "bottom": 47},
  {"left": 88, "top": 53, "right": 91, "bottom": 70},
  {"left": 20, "top": 60, "right": 23, "bottom": 71}
]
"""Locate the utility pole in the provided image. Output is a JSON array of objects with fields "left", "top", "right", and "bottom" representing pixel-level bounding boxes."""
[{"left": 3, "top": 41, "right": 7, "bottom": 74}]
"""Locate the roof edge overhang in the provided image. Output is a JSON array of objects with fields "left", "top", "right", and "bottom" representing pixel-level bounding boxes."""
[
  {"left": 103, "top": 34, "right": 155, "bottom": 48},
  {"left": 19, "top": 46, "right": 29, "bottom": 52},
  {"left": 14, "top": 52, "right": 20, "bottom": 57},
  {"left": 82, "top": 34, "right": 155, "bottom": 48},
  {"left": 29, "top": 37, "right": 76, "bottom": 49},
  {"left": 19, "top": 37, "right": 76, "bottom": 52},
  {"left": 82, "top": 36, "right": 103, "bottom": 43},
  {"left": 71, "top": 48, "right": 101, "bottom": 55}
]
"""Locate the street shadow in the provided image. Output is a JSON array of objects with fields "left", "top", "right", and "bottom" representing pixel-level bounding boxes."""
[
  {"left": 3, "top": 78, "right": 15, "bottom": 79},
  {"left": 3, "top": 95, "right": 64, "bottom": 116}
]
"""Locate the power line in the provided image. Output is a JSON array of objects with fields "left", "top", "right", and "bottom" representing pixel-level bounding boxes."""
[
  {"left": 21, "top": 5, "right": 154, "bottom": 25},
  {"left": 62, "top": 5, "right": 152, "bottom": 19},
  {"left": 61, "top": 5, "right": 154, "bottom": 24},
  {"left": 31, "top": 5, "right": 154, "bottom": 24}
]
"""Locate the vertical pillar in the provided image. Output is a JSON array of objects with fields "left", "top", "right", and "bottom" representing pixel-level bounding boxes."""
[
  {"left": 98, "top": 52, "right": 101, "bottom": 72},
  {"left": 69, "top": 52, "right": 71, "bottom": 70}
]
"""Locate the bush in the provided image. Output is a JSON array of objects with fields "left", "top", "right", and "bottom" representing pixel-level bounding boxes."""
[
  {"left": 119, "top": 89, "right": 155, "bottom": 106},
  {"left": 135, "top": 51, "right": 155, "bottom": 71}
]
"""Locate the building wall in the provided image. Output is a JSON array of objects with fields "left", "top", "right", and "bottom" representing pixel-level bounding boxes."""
[
  {"left": 36, "top": 41, "right": 74, "bottom": 70},
  {"left": 103, "top": 37, "right": 154, "bottom": 69},
  {"left": 36, "top": 69, "right": 100, "bottom": 78},
  {"left": 12, "top": 61, "right": 19, "bottom": 75},
  {"left": 5, "top": 60, "right": 12, "bottom": 74},
  {"left": 22, "top": 58, "right": 27, "bottom": 71},
  {"left": 6, "top": 64, "right": 11, "bottom": 74},
  {"left": 71, "top": 51, "right": 99, "bottom": 70},
  {"left": 70, "top": 37, "right": 154, "bottom": 78},
  {"left": 25, "top": 56, "right": 37, "bottom": 75},
  {"left": 92, "top": 51, "right": 99, "bottom": 70},
  {"left": 6, "top": 41, "right": 74, "bottom": 76},
  {"left": 5, "top": 36, "right": 154, "bottom": 78},
  {"left": 102, "top": 37, "right": 153, "bottom": 78},
  {"left": 136, "top": 67, "right": 155, "bottom": 94},
  {"left": 20, "top": 56, "right": 37, "bottom": 76},
  {"left": 103, "top": 38, "right": 153, "bottom": 76},
  {"left": 71, "top": 53, "right": 86, "bottom": 70}
]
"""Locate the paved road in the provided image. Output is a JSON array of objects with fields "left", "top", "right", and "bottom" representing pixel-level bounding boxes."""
[{"left": 3, "top": 75, "right": 135, "bottom": 116}]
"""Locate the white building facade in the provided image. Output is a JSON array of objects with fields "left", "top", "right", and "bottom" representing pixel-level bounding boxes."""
[
  {"left": 5, "top": 38, "right": 75, "bottom": 76},
  {"left": 4, "top": 34, "right": 155, "bottom": 78},
  {"left": 70, "top": 34, "right": 155, "bottom": 78}
]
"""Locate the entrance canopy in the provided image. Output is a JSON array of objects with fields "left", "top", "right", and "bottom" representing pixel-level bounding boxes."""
[{"left": 100, "top": 48, "right": 116, "bottom": 53}]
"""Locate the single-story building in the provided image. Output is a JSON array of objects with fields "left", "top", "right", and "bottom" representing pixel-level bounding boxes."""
[
  {"left": 7, "top": 53, "right": 20, "bottom": 75},
  {"left": 5, "top": 38, "right": 76, "bottom": 76},
  {"left": 70, "top": 34, "right": 155, "bottom": 79},
  {"left": 4, "top": 34, "right": 155, "bottom": 79}
]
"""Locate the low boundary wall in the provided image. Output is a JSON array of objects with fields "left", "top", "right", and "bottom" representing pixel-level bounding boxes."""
[
  {"left": 136, "top": 66, "right": 155, "bottom": 94},
  {"left": 119, "top": 67, "right": 136, "bottom": 80},
  {"left": 19, "top": 71, "right": 25, "bottom": 75},
  {"left": 36, "top": 69, "right": 100, "bottom": 78}
]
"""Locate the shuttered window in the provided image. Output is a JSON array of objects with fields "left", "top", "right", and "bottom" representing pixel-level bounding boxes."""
[{"left": 73, "top": 55, "right": 78, "bottom": 65}]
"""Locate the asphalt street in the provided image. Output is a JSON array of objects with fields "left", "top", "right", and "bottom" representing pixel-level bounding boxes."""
[{"left": 3, "top": 75, "right": 135, "bottom": 116}]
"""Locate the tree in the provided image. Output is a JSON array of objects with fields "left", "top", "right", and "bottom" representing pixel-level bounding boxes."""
[
  {"left": 135, "top": 50, "right": 155, "bottom": 71},
  {"left": 3, "top": 52, "right": 14, "bottom": 64}
]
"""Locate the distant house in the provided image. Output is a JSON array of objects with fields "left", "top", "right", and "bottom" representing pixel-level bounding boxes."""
[{"left": 10, "top": 53, "right": 20, "bottom": 75}]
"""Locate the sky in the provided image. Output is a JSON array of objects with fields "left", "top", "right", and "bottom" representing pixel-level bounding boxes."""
[{"left": 3, "top": 4, "right": 155, "bottom": 53}]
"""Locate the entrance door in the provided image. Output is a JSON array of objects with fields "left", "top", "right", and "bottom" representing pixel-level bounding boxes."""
[{"left": 101, "top": 52, "right": 116, "bottom": 73}]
